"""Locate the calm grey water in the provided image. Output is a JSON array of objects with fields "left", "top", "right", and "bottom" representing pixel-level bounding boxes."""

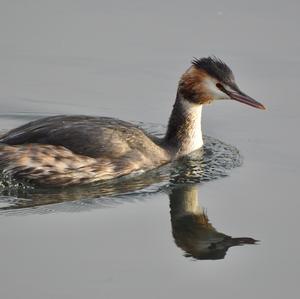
[{"left": 0, "top": 1, "right": 299, "bottom": 298}]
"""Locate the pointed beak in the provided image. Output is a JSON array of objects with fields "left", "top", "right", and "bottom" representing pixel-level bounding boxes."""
[
  {"left": 216, "top": 83, "right": 266, "bottom": 110},
  {"left": 227, "top": 90, "right": 266, "bottom": 110}
]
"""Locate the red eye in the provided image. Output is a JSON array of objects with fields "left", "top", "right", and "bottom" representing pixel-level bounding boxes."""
[{"left": 216, "top": 83, "right": 226, "bottom": 93}]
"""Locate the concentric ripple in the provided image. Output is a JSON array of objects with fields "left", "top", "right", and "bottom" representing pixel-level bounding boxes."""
[{"left": 0, "top": 121, "right": 242, "bottom": 213}]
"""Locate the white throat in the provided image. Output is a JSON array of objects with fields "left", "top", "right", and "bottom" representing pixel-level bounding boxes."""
[
  {"left": 179, "top": 98, "right": 203, "bottom": 154},
  {"left": 165, "top": 93, "right": 204, "bottom": 157}
]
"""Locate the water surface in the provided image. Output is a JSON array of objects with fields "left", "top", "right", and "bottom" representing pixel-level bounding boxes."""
[{"left": 0, "top": 1, "right": 299, "bottom": 298}]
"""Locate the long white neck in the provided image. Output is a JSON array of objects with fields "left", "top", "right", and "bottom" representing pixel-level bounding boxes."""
[{"left": 164, "top": 92, "right": 203, "bottom": 157}]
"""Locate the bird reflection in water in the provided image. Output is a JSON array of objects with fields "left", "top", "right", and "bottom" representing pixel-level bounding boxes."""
[
  {"left": 0, "top": 137, "right": 258, "bottom": 260},
  {"left": 169, "top": 185, "right": 257, "bottom": 260}
]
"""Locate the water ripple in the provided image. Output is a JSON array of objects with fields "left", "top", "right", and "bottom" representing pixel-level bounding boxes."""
[{"left": 0, "top": 122, "right": 242, "bottom": 214}]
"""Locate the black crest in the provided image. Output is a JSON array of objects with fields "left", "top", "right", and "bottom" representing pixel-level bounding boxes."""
[{"left": 192, "top": 56, "right": 234, "bottom": 83}]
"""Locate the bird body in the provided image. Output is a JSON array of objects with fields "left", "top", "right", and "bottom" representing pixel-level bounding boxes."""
[{"left": 0, "top": 115, "right": 170, "bottom": 185}]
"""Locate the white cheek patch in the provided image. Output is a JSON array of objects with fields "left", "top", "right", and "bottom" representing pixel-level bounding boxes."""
[{"left": 203, "top": 78, "right": 230, "bottom": 100}]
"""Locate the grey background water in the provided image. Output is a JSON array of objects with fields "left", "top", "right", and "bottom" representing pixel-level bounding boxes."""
[{"left": 0, "top": 0, "right": 299, "bottom": 298}]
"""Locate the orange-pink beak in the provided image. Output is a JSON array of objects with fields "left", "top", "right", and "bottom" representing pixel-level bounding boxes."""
[
  {"left": 227, "top": 90, "right": 266, "bottom": 110},
  {"left": 217, "top": 83, "right": 266, "bottom": 110}
]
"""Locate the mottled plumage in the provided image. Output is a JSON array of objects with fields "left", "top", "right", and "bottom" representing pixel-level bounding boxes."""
[
  {"left": 1, "top": 115, "right": 164, "bottom": 159},
  {"left": 0, "top": 116, "right": 169, "bottom": 186}
]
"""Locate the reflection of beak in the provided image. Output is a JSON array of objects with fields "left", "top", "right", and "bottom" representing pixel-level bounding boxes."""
[{"left": 217, "top": 83, "right": 266, "bottom": 110}]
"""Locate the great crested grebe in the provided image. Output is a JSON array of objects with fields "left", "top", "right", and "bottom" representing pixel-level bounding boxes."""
[{"left": 0, "top": 57, "right": 265, "bottom": 187}]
